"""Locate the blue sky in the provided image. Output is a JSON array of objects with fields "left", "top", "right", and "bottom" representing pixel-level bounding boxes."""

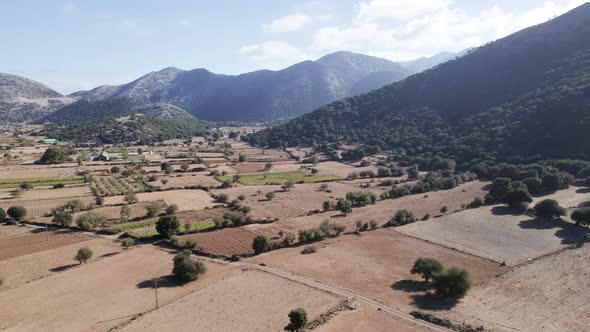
[{"left": 0, "top": 0, "right": 585, "bottom": 93}]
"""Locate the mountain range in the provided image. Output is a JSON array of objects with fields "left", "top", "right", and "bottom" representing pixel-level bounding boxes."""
[
  {"left": 251, "top": 3, "right": 590, "bottom": 163},
  {"left": 0, "top": 51, "right": 460, "bottom": 123}
]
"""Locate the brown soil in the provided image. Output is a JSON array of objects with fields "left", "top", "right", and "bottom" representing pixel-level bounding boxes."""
[
  {"left": 104, "top": 189, "right": 215, "bottom": 212},
  {"left": 0, "top": 230, "right": 92, "bottom": 261},
  {"left": 248, "top": 229, "right": 507, "bottom": 312},
  {"left": 180, "top": 227, "right": 259, "bottom": 256},
  {"left": 317, "top": 304, "right": 430, "bottom": 332}
]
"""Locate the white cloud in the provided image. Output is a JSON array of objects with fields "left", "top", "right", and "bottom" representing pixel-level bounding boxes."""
[
  {"left": 177, "top": 19, "right": 192, "bottom": 27},
  {"left": 263, "top": 13, "right": 310, "bottom": 34},
  {"left": 63, "top": 2, "right": 76, "bottom": 14},
  {"left": 313, "top": 0, "right": 586, "bottom": 61},
  {"left": 237, "top": 41, "right": 308, "bottom": 70}
]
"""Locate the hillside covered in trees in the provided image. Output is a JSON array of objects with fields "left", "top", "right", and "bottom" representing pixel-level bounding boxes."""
[{"left": 248, "top": 4, "right": 590, "bottom": 166}]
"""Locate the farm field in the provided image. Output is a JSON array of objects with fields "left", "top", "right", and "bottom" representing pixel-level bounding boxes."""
[
  {"left": 0, "top": 230, "right": 92, "bottom": 261},
  {"left": 74, "top": 201, "right": 167, "bottom": 221},
  {"left": 0, "top": 176, "right": 85, "bottom": 189},
  {"left": 0, "top": 224, "right": 36, "bottom": 239},
  {"left": 449, "top": 245, "right": 590, "bottom": 331},
  {"left": 180, "top": 227, "right": 261, "bottom": 256},
  {"left": 397, "top": 185, "right": 590, "bottom": 265},
  {"left": 317, "top": 305, "right": 430, "bottom": 332},
  {"left": 218, "top": 170, "right": 341, "bottom": 185},
  {"left": 103, "top": 189, "right": 216, "bottom": 211},
  {"left": 248, "top": 229, "right": 506, "bottom": 312},
  {"left": 0, "top": 195, "right": 96, "bottom": 218},
  {"left": 0, "top": 237, "right": 121, "bottom": 291},
  {"left": 0, "top": 184, "right": 92, "bottom": 200},
  {"left": 0, "top": 246, "right": 240, "bottom": 331},
  {"left": 121, "top": 269, "right": 342, "bottom": 332},
  {"left": 0, "top": 165, "right": 79, "bottom": 179},
  {"left": 156, "top": 172, "right": 220, "bottom": 188}
]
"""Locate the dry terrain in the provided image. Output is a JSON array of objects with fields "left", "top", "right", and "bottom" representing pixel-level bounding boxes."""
[
  {"left": 248, "top": 229, "right": 506, "bottom": 312},
  {"left": 0, "top": 246, "right": 239, "bottom": 331},
  {"left": 317, "top": 305, "right": 430, "bottom": 332},
  {"left": 450, "top": 245, "right": 590, "bottom": 331},
  {"left": 0, "top": 196, "right": 95, "bottom": 218},
  {"left": 0, "top": 230, "right": 92, "bottom": 261},
  {"left": 104, "top": 189, "right": 215, "bottom": 211},
  {"left": 121, "top": 269, "right": 342, "bottom": 332}
]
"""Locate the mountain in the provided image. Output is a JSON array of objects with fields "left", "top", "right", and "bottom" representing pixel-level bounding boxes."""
[
  {"left": 70, "top": 52, "right": 411, "bottom": 121},
  {"left": 249, "top": 4, "right": 590, "bottom": 164},
  {"left": 398, "top": 50, "right": 469, "bottom": 74},
  {"left": 0, "top": 73, "right": 74, "bottom": 122},
  {"left": 42, "top": 98, "right": 195, "bottom": 124}
]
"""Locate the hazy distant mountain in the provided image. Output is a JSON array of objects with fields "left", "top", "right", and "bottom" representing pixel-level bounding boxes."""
[
  {"left": 42, "top": 98, "right": 195, "bottom": 124},
  {"left": 398, "top": 50, "right": 470, "bottom": 74},
  {"left": 71, "top": 52, "right": 411, "bottom": 121},
  {"left": 0, "top": 73, "right": 74, "bottom": 122}
]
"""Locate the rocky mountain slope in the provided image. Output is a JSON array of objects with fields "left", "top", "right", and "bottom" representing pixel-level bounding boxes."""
[{"left": 0, "top": 73, "right": 74, "bottom": 122}]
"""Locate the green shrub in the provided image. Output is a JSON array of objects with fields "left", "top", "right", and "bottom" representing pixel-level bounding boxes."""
[
  {"left": 572, "top": 208, "right": 590, "bottom": 228},
  {"left": 252, "top": 235, "right": 269, "bottom": 254},
  {"left": 75, "top": 247, "right": 93, "bottom": 264},
  {"left": 156, "top": 214, "right": 180, "bottom": 239},
  {"left": 165, "top": 204, "right": 179, "bottom": 215},
  {"left": 0, "top": 207, "right": 6, "bottom": 222},
  {"left": 75, "top": 212, "right": 105, "bottom": 230},
  {"left": 301, "top": 246, "right": 317, "bottom": 255},
  {"left": 146, "top": 203, "right": 160, "bottom": 218},
  {"left": 7, "top": 206, "right": 27, "bottom": 221},
  {"left": 121, "top": 238, "right": 134, "bottom": 250},
  {"left": 53, "top": 210, "right": 73, "bottom": 226},
  {"left": 534, "top": 199, "right": 566, "bottom": 219},
  {"left": 172, "top": 249, "right": 206, "bottom": 283},
  {"left": 432, "top": 267, "right": 472, "bottom": 299},
  {"left": 411, "top": 258, "right": 444, "bottom": 283},
  {"left": 285, "top": 308, "right": 308, "bottom": 331}
]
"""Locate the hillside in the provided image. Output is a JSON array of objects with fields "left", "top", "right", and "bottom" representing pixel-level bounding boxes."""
[
  {"left": 70, "top": 52, "right": 411, "bottom": 121},
  {"left": 249, "top": 3, "right": 590, "bottom": 164},
  {"left": 0, "top": 73, "right": 73, "bottom": 122},
  {"left": 41, "top": 98, "right": 195, "bottom": 124}
]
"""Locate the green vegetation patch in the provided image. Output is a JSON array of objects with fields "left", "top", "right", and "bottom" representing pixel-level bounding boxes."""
[
  {"left": 179, "top": 219, "right": 216, "bottom": 233},
  {"left": 109, "top": 218, "right": 158, "bottom": 232},
  {"left": 0, "top": 176, "right": 84, "bottom": 189},
  {"left": 218, "top": 171, "right": 340, "bottom": 186}
]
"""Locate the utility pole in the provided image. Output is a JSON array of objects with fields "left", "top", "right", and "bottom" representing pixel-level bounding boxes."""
[
  {"left": 154, "top": 277, "right": 159, "bottom": 309},
  {"left": 45, "top": 222, "right": 49, "bottom": 241}
]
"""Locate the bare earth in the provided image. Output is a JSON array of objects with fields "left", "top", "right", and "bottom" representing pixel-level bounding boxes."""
[
  {"left": 121, "top": 269, "right": 342, "bottom": 332},
  {"left": 104, "top": 189, "right": 215, "bottom": 211},
  {"left": 248, "top": 229, "right": 506, "bottom": 312},
  {"left": 317, "top": 304, "right": 430, "bottom": 332},
  {"left": 0, "top": 230, "right": 92, "bottom": 261},
  {"left": 450, "top": 245, "right": 590, "bottom": 331},
  {"left": 0, "top": 246, "right": 239, "bottom": 331}
]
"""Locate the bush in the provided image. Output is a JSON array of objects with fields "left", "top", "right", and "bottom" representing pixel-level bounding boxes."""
[
  {"left": 322, "top": 200, "right": 334, "bottom": 211},
  {"left": 121, "top": 238, "right": 134, "bottom": 250},
  {"left": 504, "top": 188, "right": 532, "bottom": 212},
  {"left": 266, "top": 192, "right": 275, "bottom": 201},
  {"left": 172, "top": 249, "right": 206, "bottom": 283},
  {"left": 76, "top": 212, "right": 105, "bottom": 230},
  {"left": 64, "top": 199, "right": 83, "bottom": 212},
  {"left": 319, "top": 220, "right": 345, "bottom": 236},
  {"left": 301, "top": 245, "right": 317, "bottom": 255},
  {"left": 0, "top": 207, "right": 5, "bottom": 222},
  {"left": 431, "top": 267, "right": 472, "bottom": 299},
  {"left": 411, "top": 258, "right": 444, "bottom": 283},
  {"left": 124, "top": 192, "right": 138, "bottom": 204},
  {"left": 336, "top": 198, "right": 352, "bottom": 216},
  {"left": 534, "top": 199, "right": 566, "bottom": 219},
  {"left": 110, "top": 166, "right": 120, "bottom": 173},
  {"left": 75, "top": 247, "right": 93, "bottom": 264},
  {"left": 166, "top": 204, "right": 179, "bottom": 215},
  {"left": 146, "top": 203, "right": 160, "bottom": 218},
  {"left": 7, "top": 206, "right": 27, "bottom": 221},
  {"left": 52, "top": 183, "right": 65, "bottom": 189},
  {"left": 184, "top": 239, "right": 197, "bottom": 249},
  {"left": 282, "top": 180, "right": 295, "bottom": 191},
  {"left": 20, "top": 182, "right": 33, "bottom": 191},
  {"left": 466, "top": 197, "right": 484, "bottom": 209},
  {"left": 53, "top": 210, "right": 73, "bottom": 226},
  {"left": 156, "top": 214, "right": 180, "bottom": 239},
  {"left": 572, "top": 208, "right": 590, "bottom": 228},
  {"left": 252, "top": 235, "right": 269, "bottom": 254},
  {"left": 388, "top": 209, "right": 416, "bottom": 226},
  {"left": 285, "top": 308, "right": 308, "bottom": 331},
  {"left": 216, "top": 193, "right": 229, "bottom": 203}
]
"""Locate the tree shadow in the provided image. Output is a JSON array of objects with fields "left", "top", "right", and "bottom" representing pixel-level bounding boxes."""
[
  {"left": 49, "top": 264, "right": 77, "bottom": 272},
  {"left": 100, "top": 252, "right": 119, "bottom": 258},
  {"left": 491, "top": 206, "right": 522, "bottom": 216},
  {"left": 410, "top": 293, "right": 459, "bottom": 311},
  {"left": 576, "top": 188, "right": 590, "bottom": 194},
  {"left": 136, "top": 275, "right": 181, "bottom": 289},
  {"left": 518, "top": 218, "right": 586, "bottom": 245},
  {"left": 391, "top": 279, "right": 429, "bottom": 292}
]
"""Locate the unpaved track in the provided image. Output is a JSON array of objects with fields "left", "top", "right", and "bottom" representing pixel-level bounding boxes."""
[{"left": 237, "top": 261, "right": 450, "bottom": 332}]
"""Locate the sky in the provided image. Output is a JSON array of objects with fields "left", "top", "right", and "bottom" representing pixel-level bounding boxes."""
[{"left": 0, "top": 0, "right": 586, "bottom": 94}]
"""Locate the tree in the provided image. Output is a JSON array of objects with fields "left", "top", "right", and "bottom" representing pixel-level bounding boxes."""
[
  {"left": 238, "top": 154, "right": 246, "bottom": 162},
  {"left": 121, "top": 238, "right": 134, "bottom": 250},
  {"left": 64, "top": 199, "right": 83, "bottom": 212},
  {"left": 120, "top": 205, "right": 131, "bottom": 219},
  {"left": 411, "top": 258, "right": 444, "bottom": 283},
  {"left": 285, "top": 308, "right": 308, "bottom": 331},
  {"left": 146, "top": 203, "right": 160, "bottom": 218},
  {"left": 440, "top": 206, "right": 448, "bottom": 214},
  {"left": 161, "top": 161, "right": 174, "bottom": 175},
  {"left": 572, "top": 208, "right": 590, "bottom": 228},
  {"left": 75, "top": 212, "right": 105, "bottom": 230},
  {"left": 110, "top": 166, "right": 120, "bottom": 174},
  {"left": 11, "top": 188, "right": 23, "bottom": 198},
  {"left": 407, "top": 166, "right": 419, "bottom": 180},
  {"left": 390, "top": 209, "right": 416, "bottom": 226},
  {"left": 431, "top": 267, "right": 472, "bottom": 299},
  {"left": 7, "top": 206, "right": 27, "bottom": 221},
  {"left": 490, "top": 177, "right": 512, "bottom": 201},
  {"left": 39, "top": 147, "right": 73, "bottom": 164},
  {"left": 19, "top": 182, "right": 33, "bottom": 191},
  {"left": 322, "top": 200, "right": 334, "bottom": 211},
  {"left": 504, "top": 188, "right": 532, "bottom": 212},
  {"left": 252, "top": 235, "right": 269, "bottom": 254},
  {"left": 336, "top": 198, "right": 352, "bottom": 216},
  {"left": 310, "top": 168, "right": 318, "bottom": 175},
  {"left": 53, "top": 210, "right": 73, "bottom": 226},
  {"left": 542, "top": 173, "right": 564, "bottom": 192},
  {"left": 264, "top": 162, "right": 273, "bottom": 171},
  {"left": 173, "top": 249, "right": 206, "bottom": 283},
  {"left": 534, "top": 199, "right": 566, "bottom": 219},
  {"left": 75, "top": 247, "right": 93, "bottom": 264},
  {"left": 266, "top": 192, "right": 275, "bottom": 201},
  {"left": 282, "top": 180, "right": 295, "bottom": 191},
  {"left": 180, "top": 163, "right": 190, "bottom": 172},
  {"left": 0, "top": 207, "right": 5, "bottom": 222},
  {"left": 166, "top": 204, "right": 179, "bottom": 215},
  {"left": 124, "top": 192, "right": 138, "bottom": 204},
  {"left": 156, "top": 214, "right": 180, "bottom": 239}
]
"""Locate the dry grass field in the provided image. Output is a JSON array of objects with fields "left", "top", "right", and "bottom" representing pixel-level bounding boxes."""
[
  {"left": 0, "top": 230, "right": 92, "bottom": 261},
  {"left": 121, "top": 269, "right": 342, "bottom": 332},
  {"left": 156, "top": 172, "right": 220, "bottom": 188},
  {"left": 0, "top": 224, "right": 36, "bottom": 239},
  {"left": 248, "top": 229, "right": 506, "bottom": 312},
  {"left": 449, "top": 245, "right": 590, "bottom": 331},
  {"left": 317, "top": 305, "right": 431, "bottom": 332},
  {"left": 180, "top": 227, "right": 261, "bottom": 256},
  {"left": 0, "top": 195, "right": 96, "bottom": 218},
  {"left": 104, "top": 189, "right": 216, "bottom": 211},
  {"left": 0, "top": 246, "right": 239, "bottom": 331}
]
